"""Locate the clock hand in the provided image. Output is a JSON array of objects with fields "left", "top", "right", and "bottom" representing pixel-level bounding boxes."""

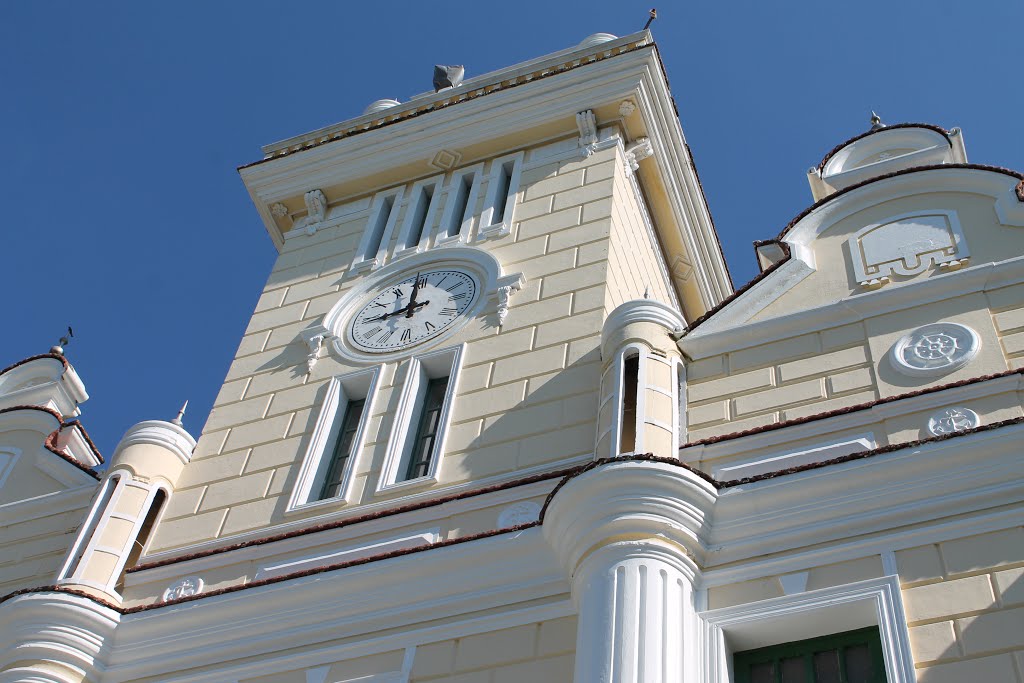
[
  {"left": 406, "top": 273, "right": 422, "bottom": 318},
  {"left": 365, "top": 300, "right": 431, "bottom": 323}
]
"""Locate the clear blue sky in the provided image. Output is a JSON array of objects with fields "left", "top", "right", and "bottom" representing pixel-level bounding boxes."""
[{"left": 2, "top": 1, "right": 1021, "bottom": 456}]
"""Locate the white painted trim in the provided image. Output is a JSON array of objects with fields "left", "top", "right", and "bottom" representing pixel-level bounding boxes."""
[
  {"left": 376, "top": 344, "right": 465, "bottom": 493},
  {"left": 434, "top": 163, "right": 483, "bottom": 247},
  {"left": 710, "top": 433, "right": 877, "bottom": 481},
  {"left": 701, "top": 576, "right": 916, "bottom": 683},
  {"left": 287, "top": 366, "right": 382, "bottom": 512},
  {"left": 254, "top": 529, "right": 441, "bottom": 581},
  {"left": 674, "top": 358, "right": 687, "bottom": 452},
  {"left": 126, "top": 461, "right": 583, "bottom": 580},
  {"left": 111, "top": 420, "right": 196, "bottom": 467},
  {"left": 0, "top": 484, "right": 95, "bottom": 526},
  {"left": 682, "top": 253, "right": 1024, "bottom": 358},
  {"left": 57, "top": 473, "right": 123, "bottom": 581},
  {"left": 353, "top": 186, "right": 405, "bottom": 273},
  {"left": 391, "top": 174, "right": 444, "bottom": 259},
  {"left": 626, "top": 164, "right": 683, "bottom": 311},
  {"left": 478, "top": 151, "right": 524, "bottom": 241},
  {"left": 32, "top": 449, "right": 96, "bottom": 488}
]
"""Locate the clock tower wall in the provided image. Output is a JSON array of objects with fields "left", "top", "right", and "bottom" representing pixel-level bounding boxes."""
[{"left": 144, "top": 135, "right": 644, "bottom": 561}]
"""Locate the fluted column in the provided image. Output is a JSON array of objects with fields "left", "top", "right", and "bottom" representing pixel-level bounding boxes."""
[
  {"left": 543, "top": 459, "right": 716, "bottom": 683},
  {"left": 573, "top": 539, "right": 698, "bottom": 683}
]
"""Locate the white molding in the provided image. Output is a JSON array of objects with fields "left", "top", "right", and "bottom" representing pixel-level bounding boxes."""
[
  {"left": 602, "top": 299, "right": 687, "bottom": 348},
  {"left": 710, "top": 433, "right": 876, "bottom": 481},
  {"left": 848, "top": 210, "right": 969, "bottom": 288},
  {"left": 376, "top": 344, "right": 465, "bottom": 494},
  {"left": 0, "top": 484, "right": 95, "bottom": 527},
  {"left": 111, "top": 420, "right": 197, "bottom": 467},
  {"left": 353, "top": 186, "right": 405, "bottom": 273},
  {"left": 701, "top": 576, "right": 916, "bottom": 683},
  {"left": 434, "top": 163, "right": 483, "bottom": 247},
  {"left": 124, "top": 470, "right": 578, "bottom": 584},
  {"left": 287, "top": 366, "right": 382, "bottom": 512},
  {"left": 626, "top": 164, "right": 683, "bottom": 310},
  {"left": 682, "top": 253, "right": 1024, "bottom": 358},
  {"left": 391, "top": 174, "right": 444, "bottom": 259},
  {"left": 32, "top": 449, "right": 95, "bottom": 488},
  {"left": 478, "top": 151, "right": 524, "bottom": 241},
  {"left": 254, "top": 529, "right": 441, "bottom": 581}
]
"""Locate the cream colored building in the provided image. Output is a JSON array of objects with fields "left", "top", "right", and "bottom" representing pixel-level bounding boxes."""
[{"left": 2, "top": 29, "right": 1023, "bottom": 683}]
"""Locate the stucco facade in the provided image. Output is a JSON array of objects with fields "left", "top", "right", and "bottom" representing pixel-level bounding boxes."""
[{"left": 1, "top": 29, "right": 1022, "bottom": 683}]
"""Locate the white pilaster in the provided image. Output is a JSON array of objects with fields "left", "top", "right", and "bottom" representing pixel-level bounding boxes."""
[{"left": 572, "top": 539, "right": 698, "bottom": 683}]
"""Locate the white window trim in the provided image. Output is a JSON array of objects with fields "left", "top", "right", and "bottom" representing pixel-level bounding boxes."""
[
  {"left": 392, "top": 174, "right": 445, "bottom": 261},
  {"left": 287, "top": 366, "right": 382, "bottom": 512},
  {"left": 700, "top": 575, "right": 916, "bottom": 683},
  {"left": 673, "top": 357, "right": 686, "bottom": 454},
  {"left": 376, "top": 344, "right": 465, "bottom": 494},
  {"left": 353, "top": 186, "right": 405, "bottom": 273},
  {"left": 434, "top": 164, "right": 483, "bottom": 248},
  {"left": 607, "top": 343, "right": 649, "bottom": 457},
  {"left": 478, "top": 151, "right": 525, "bottom": 241},
  {"left": 57, "top": 472, "right": 122, "bottom": 582}
]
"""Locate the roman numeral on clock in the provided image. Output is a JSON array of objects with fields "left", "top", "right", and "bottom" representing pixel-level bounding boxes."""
[
  {"left": 441, "top": 307, "right": 457, "bottom": 316},
  {"left": 401, "top": 329, "right": 412, "bottom": 342},
  {"left": 450, "top": 292, "right": 467, "bottom": 301},
  {"left": 379, "top": 330, "right": 393, "bottom": 344},
  {"left": 424, "top": 321, "right": 436, "bottom": 331},
  {"left": 363, "top": 326, "right": 382, "bottom": 339}
]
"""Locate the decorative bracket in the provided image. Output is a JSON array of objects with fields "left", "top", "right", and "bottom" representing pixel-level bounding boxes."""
[
  {"left": 491, "top": 273, "right": 526, "bottom": 325},
  {"left": 301, "top": 326, "right": 331, "bottom": 374},
  {"left": 624, "top": 137, "right": 654, "bottom": 175},
  {"left": 576, "top": 110, "right": 599, "bottom": 158},
  {"left": 295, "top": 189, "right": 328, "bottom": 236}
]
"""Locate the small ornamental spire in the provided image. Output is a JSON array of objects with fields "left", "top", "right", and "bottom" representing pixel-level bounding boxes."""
[
  {"left": 870, "top": 111, "right": 885, "bottom": 131},
  {"left": 171, "top": 400, "right": 188, "bottom": 427},
  {"left": 51, "top": 326, "right": 73, "bottom": 356}
]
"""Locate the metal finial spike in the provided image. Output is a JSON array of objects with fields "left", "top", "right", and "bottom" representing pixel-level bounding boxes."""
[
  {"left": 171, "top": 400, "right": 188, "bottom": 427},
  {"left": 643, "top": 8, "right": 658, "bottom": 30},
  {"left": 870, "top": 111, "right": 885, "bottom": 131},
  {"left": 52, "top": 326, "right": 73, "bottom": 355},
  {"left": 644, "top": 285, "right": 650, "bottom": 299}
]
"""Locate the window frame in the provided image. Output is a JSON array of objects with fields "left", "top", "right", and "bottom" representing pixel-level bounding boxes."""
[
  {"left": 434, "top": 164, "right": 483, "bottom": 247},
  {"left": 353, "top": 186, "right": 405, "bottom": 273},
  {"left": 376, "top": 343, "right": 465, "bottom": 494},
  {"left": 701, "top": 575, "right": 915, "bottom": 683},
  {"left": 287, "top": 366, "right": 382, "bottom": 512},
  {"left": 392, "top": 174, "right": 444, "bottom": 260},
  {"left": 478, "top": 151, "right": 525, "bottom": 241}
]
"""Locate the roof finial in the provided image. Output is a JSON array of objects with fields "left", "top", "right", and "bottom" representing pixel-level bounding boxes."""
[
  {"left": 50, "top": 326, "right": 73, "bottom": 356},
  {"left": 870, "top": 111, "right": 885, "bottom": 131},
  {"left": 171, "top": 400, "right": 188, "bottom": 427},
  {"left": 643, "top": 8, "right": 658, "bottom": 30}
]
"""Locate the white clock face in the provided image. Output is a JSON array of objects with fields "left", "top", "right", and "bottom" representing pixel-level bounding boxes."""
[{"left": 349, "top": 269, "right": 478, "bottom": 352}]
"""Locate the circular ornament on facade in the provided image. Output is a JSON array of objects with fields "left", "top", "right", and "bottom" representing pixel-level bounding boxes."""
[
  {"left": 497, "top": 502, "right": 541, "bottom": 528},
  {"left": 927, "top": 406, "right": 980, "bottom": 436},
  {"left": 162, "top": 576, "right": 204, "bottom": 602},
  {"left": 889, "top": 322, "right": 980, "bottom": 377}
]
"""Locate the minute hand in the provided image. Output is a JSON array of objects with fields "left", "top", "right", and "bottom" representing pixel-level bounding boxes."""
[{"left": 406, "top": 273, "right": 423, "bottom": 318}]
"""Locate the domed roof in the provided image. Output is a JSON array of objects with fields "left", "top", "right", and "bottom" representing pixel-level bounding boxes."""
[
  {"left": 577, "top": 33, "right": 618, "bottom": 49},
  {"left": 363, "top": 99, "right": 401, "bottom": 115}
]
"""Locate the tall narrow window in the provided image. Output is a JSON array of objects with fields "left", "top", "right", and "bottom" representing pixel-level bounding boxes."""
[
  {"left": 288, "top": 367, "right": 381, "bottom": 510},
  {"left": 117, "top": 489, "right": 166, "bottom": 590},
  {"left": 354, "top": 188, "right": 404, "bottom": 271},
  {"left": 403, "top": 377, "right": 448, "bottom": 481},
  {"left": 437, "top": 166, "right": 481, "bottom": 244},
  {"left": 59, "top": 474, "right": 120, "bottom": 580},
  {"left": 394, "top": 176, "right": 442, "bottom": 256},
  {"left": 318, "top": 399, "right": 366, "bottom": 500},
  {"left": 620, "top": 353, "right": 639, "bottom": 453},
  {"left": 378, "top": 344, "right": 464, "bottom": 493},
  {"left": 480, "top": 151, "right": 524, "bottom": 240}
]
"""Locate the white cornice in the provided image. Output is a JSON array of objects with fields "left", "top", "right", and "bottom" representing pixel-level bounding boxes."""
[
  {"left": 0, "top": 485, "right": 96, "bottom": 527},
  {"left": 602, "top": 299, "right": 687, "bottom": 345},
  {"left": 682, "top": 253, "right": 1024, "bottom": 358},
  {"left": 110, "top": 420, "right": 197, "bottom": 468}
]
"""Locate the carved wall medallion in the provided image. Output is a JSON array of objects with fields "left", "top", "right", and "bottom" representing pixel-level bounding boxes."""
[
  {"left": 429, "top": 149, "right": 462, "bottom": 171},
  {"left": 927, "top": 406, "right": 980, "bottom": 436},
  {"left": 162, "top": 576, "right": 204, "bottom": 602},
  {"left": 498, "top": 501, "right": 541, "bottom": 527},
  {"left": 618, "top": 100, "right": 637, "bottom": 117},
  {"left": 890, "top": 322, "right": 980, "bottom": 377},
  {"left": 849, "top": 211, "right": 968, "bottom": 288}
]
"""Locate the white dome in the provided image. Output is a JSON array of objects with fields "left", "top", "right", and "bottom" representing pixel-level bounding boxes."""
[
  {"left": 578, "top": 33, "right": 618, "bottom": 49},
  {"left": 363, "top": 99, "right": 401, "bottom": 115}
]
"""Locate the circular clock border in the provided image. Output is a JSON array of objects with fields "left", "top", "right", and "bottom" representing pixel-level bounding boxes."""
[{"left": 323, "top": 248, "right": 500, "bottom": 363}]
